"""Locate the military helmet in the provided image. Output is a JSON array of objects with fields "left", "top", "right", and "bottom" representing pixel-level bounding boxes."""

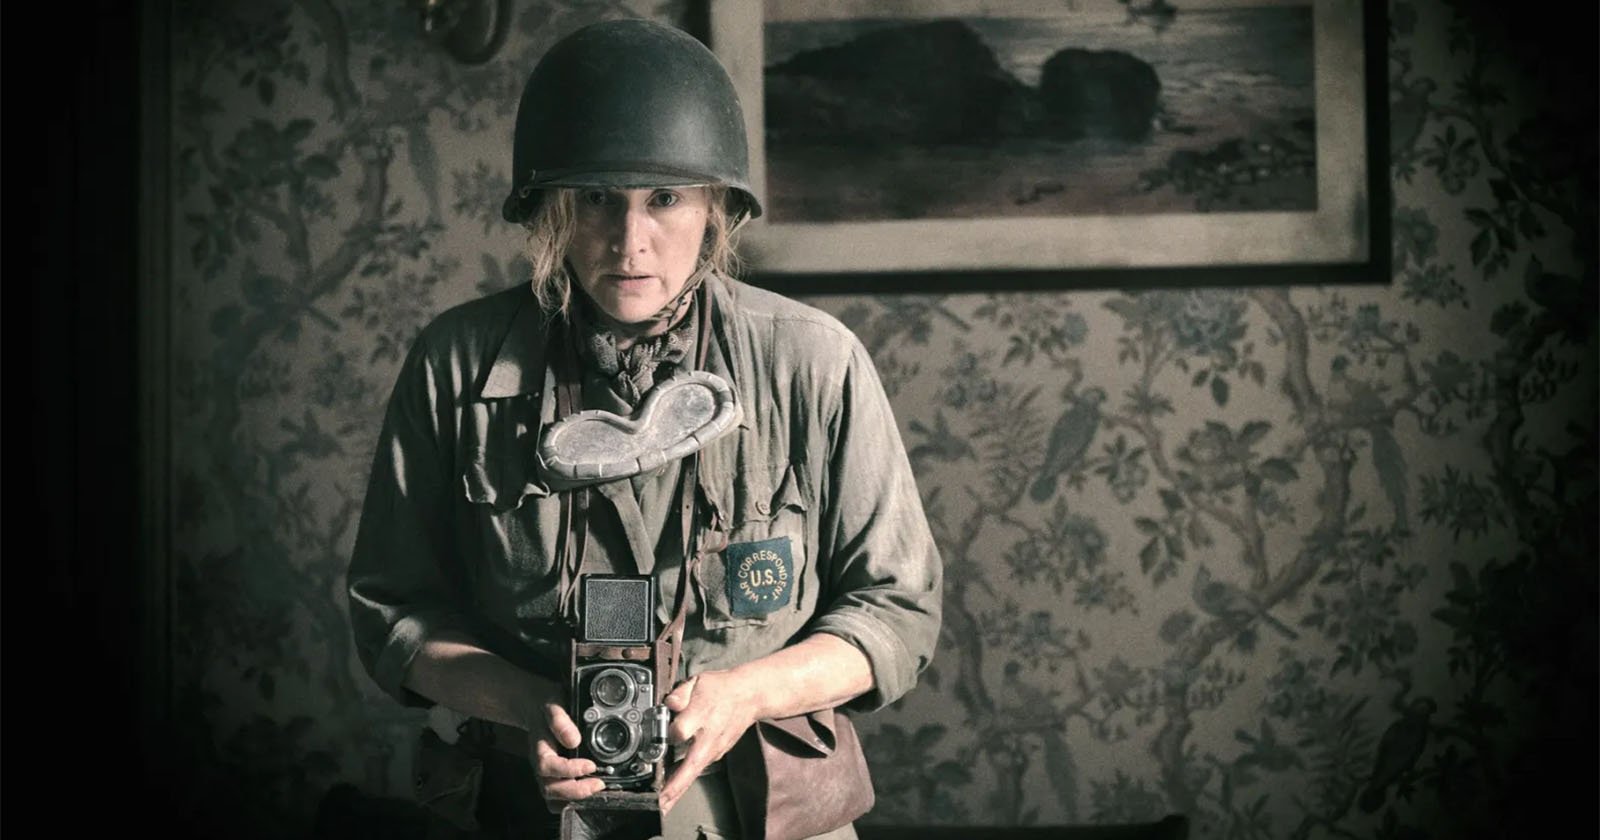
[{"left": 501, "top": 19, "right": 762, "bottom": 224}]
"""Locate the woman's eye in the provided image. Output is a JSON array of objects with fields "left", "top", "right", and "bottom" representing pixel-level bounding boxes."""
[
  {"left": 649, "top": 191, "right": 681, "bottom": 208},
  {"left": 581, "top": 190, "right": 611, "bottom": 207}
]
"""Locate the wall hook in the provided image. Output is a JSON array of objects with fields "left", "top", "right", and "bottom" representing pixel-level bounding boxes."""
[{"left": 421, "top": 0, "right": 512, "bottom": 65}]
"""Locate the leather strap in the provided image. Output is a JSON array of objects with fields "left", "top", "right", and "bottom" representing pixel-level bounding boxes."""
[
  {"left": 554, "top": 284, "right": 715, "bottom": 671},
  {"left": 553, "top": 316, "right": 590, "bottom": 623},
  {"left": 457, "top": 286, "right": 721, "bottom": 763},
  {"left": 662, "top": 283, "right": 715, "bottom": 686}
]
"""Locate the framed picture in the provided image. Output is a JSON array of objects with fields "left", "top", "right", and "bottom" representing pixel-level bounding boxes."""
[{"left": 706, "top": 0, "right": 1385, "bottom": 279}]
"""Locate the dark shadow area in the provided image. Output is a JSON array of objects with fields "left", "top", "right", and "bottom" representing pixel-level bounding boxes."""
[
  {"left": 6, "top": 0, "right": 161, "bottom": 833},
  {"left": 858, "top": 815, "right": 1188, "bottom": 840}
]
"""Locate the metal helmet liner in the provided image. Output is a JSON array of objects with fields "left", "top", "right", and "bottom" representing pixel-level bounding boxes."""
[{"left": 502, "top": 19, "right": 762, "bottom": 224}]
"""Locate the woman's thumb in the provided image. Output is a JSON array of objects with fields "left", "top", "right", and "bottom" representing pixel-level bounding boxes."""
[{"left": 663, "top": 675, "right": 698, "bottom": 711}]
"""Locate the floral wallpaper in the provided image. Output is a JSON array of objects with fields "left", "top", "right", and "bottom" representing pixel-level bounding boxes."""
[{"left": 166, "top": 1, "right": 1595, "bottom": 837}]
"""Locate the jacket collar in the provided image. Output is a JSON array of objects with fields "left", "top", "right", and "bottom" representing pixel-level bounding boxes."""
[
  {"left": 477, "top": 275, "right": 741, "bottom": 400},
  {"left": 479, "top": 289, "right": 549, "bottom": 398}
]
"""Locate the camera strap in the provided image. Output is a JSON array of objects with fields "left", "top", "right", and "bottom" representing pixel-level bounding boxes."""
[
  {"left": 662, "top": 284, "right": 719, "bottom": 689},
  {"left": 552, "top": 313, "right": 591, "bottom": 625},
  {"left": 550, "top": 282, "right": 716, "bottom": 684}
]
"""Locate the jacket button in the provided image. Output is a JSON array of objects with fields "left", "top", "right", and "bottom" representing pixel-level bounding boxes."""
[{"left": 756, "top": 500, "right": 770, "bottom": 515}]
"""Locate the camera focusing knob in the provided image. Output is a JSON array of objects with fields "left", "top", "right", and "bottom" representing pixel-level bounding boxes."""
[
  {"left": 635, "top": 703, "right": 670, "bottom": 764},
  {"left": 582, "top": 707, "right": 601, "bottom": 723},
  {"left": 652, "top": 705, "right": 670, "bottom": 744},
  {"left": 625, "top": 709, "right": 642, "bottom": 723}
]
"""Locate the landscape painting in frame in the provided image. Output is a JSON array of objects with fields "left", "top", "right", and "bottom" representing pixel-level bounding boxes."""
[{"left": 708, "top": 0, "right": 1373, "bottom": 274}]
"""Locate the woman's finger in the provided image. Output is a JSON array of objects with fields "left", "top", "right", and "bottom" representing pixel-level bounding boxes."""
[
  {"left": 533, "top": 737, "right": 596, "bottom": 779},
  {"left": 542, "top": 776, "right": 608, "bottom": 812},
  {"left": 657, "top": 745, "right": 708, "bottom": 806},
  {"left": 542, "top": 701, "right": 583, "bottom": 750},
  {"left": 663, "top": 675, "right": 697, "bottom": 711}
]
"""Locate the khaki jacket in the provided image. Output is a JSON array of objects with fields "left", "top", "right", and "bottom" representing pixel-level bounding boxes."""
[{"left": 347, "top": 274, "right": 942, "bottom": 712}]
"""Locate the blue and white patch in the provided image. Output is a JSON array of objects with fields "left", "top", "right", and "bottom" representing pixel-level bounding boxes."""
[{"left": 724, "top": 537, "right": 794, "bottom": 618}]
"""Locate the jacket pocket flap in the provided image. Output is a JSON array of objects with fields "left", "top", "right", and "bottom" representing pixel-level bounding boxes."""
[
  {"left": 413, "top": 729, "right": 484, "bottom": 831},
  {"left": 461, "top": 448, "right": 548, "bottom": 513},
  {"left": 729, "top": 461, "right": 808, "bottom": 524},
  {"left": 770, "top": 463, "right": 808, "bottom": 515}
]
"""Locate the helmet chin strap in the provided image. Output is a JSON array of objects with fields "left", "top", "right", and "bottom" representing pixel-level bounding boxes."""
[
  {"left": 656, "top": 259, "right": 712, "bottom": 319},
  {"left": 569, "top": 260, "right": 712, "bottom": 348},
  {"left": 564, "top": 193, "right": 743, "bottom": 343}
]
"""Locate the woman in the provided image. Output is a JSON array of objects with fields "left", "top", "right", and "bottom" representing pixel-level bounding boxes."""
[{"left": 347, "top": 18, "right": 942, "bottom": 839}]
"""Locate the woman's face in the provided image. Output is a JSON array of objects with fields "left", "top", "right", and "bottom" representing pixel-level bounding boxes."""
[{"left": 567, "top": 186, "right": 711, "bottom": 335}]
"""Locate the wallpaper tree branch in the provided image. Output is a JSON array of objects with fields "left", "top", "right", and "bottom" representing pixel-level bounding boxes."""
[{"left": 166, "top": 1, "right": 1595, "bottom": 836}]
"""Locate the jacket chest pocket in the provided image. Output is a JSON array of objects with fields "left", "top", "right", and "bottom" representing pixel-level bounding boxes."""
[
  {"left": 460, "top": 446, "right": 558, "bottom": 581},
  {"left": 696, "top": 461, "right": 810, "bottom": 630}
]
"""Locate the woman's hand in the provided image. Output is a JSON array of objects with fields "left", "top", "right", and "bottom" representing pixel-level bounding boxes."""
[
  {"left": 402, "top": 633, "right": 611, "bottom": 812},
  {"left": 657, "top": 670, "right": 760, "bottom": 813},
  {"left": 526, "top": 700, "right": 608, "bottom": 812},
  {"left": 655, "top": 635, "right": 874, "bottom": 813}
]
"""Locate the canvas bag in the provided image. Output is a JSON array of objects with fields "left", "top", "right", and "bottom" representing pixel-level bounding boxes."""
[{"left": 723, "top": 707, "right": 875, "bottom": 840}]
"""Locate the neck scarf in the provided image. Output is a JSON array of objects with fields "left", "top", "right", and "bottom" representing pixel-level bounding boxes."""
[{"left": 570, "top": 291, "right": 699, "bottom": 407}]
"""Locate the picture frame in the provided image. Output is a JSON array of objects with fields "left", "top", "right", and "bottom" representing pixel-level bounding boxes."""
[{"left": 705, "top": 0, "right": 1387, "bottom": 282}]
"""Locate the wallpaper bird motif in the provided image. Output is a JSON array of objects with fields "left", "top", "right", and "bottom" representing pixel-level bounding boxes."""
[{"left": 165, "top": 1, "right": 1595, "bottom": 837}]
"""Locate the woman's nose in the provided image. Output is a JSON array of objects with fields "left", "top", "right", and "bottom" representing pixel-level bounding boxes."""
[{"left": 609, "top": 205, "right": 649, "bottom": 254}]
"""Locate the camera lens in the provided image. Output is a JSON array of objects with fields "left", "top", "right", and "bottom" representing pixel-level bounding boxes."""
[
  {"left": 592, "top": 670, "right": 633, "bottom": 707},
  {"left": 591, "top": 718, "right": 631, "bottom": 760}
]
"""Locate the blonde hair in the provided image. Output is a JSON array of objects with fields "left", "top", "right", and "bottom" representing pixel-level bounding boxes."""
[{"left": 522, "top": 185, "right": 743, "bottom": 316}]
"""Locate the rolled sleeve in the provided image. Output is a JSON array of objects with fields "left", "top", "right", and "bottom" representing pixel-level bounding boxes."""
[
  {"left": 810, "top": 608, "right": 921, "bottom": 712},
  {"left": 812, "top": 337, "right": 943, "bottom": 712},
  {"left": 347, "top": 337, "right": 471, "bottom": 707},
  {"left": 367, "top": 608, "right": 465, "bottom": 705}
]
